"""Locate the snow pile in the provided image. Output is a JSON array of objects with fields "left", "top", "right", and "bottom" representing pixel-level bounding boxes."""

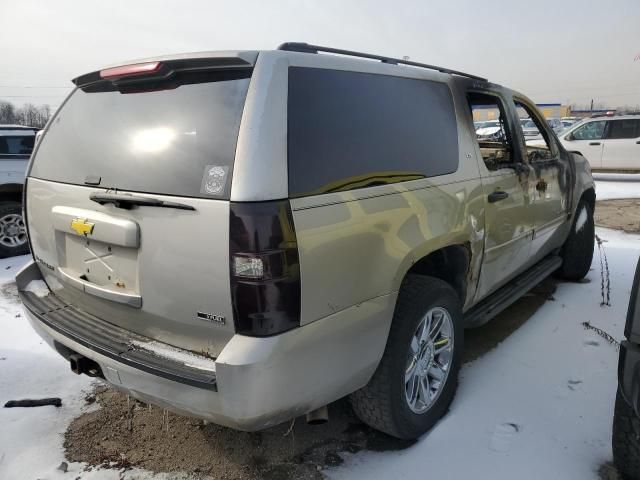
[
  {"left": 130, "top": 340, "right": 217, "bottom": 372},
  {"left": 576, "top": 206, "right": 588, "bottom": 232},
  {"left": 23, "top": 279, "right": 50, "bottom": 298},
  {"left": 0, "top": 256, "right": 164, "bottom": 480}
]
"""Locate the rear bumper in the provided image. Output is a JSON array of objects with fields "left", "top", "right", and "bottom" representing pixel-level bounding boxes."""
[
  {"left": 18, "top": 261, "right": 395, "bottom": 430},
  {"left": 618, "top": 340, "right": 640, "bottom": 416}
]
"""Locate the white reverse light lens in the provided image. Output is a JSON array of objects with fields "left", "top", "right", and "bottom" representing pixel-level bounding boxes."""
[{"left": 233, "top": 256, "right": 264, "bottom": 279}]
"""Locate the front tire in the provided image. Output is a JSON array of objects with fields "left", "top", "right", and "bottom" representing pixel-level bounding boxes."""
[
  {"left": 349, "top": 275, "right": 463, "bottom": 439},
  {"left": 0, "top": 202, "right": 28, "bottom": 258},
  {"left": 613, "top": 390, "right": 640, "bottom": 480},
  {"left": 557, "top": 199, "right": 594, "bottom": 281}
]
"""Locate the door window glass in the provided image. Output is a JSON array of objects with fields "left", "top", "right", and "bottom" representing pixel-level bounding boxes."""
[
  {"left": 468, "top": 93, "right": 515, "bottom": 171},
  {"left": 606, "top": 119, "right": 640, "bottom": 139},
  {"left": 572, "top": 121, "right": 606, "bottom": 140},
  {"left": 514, "top": 101, "right": 556, "bottom": 162},
  {"left": 0, "top": 135, "right": 35, "bottom": 155}
]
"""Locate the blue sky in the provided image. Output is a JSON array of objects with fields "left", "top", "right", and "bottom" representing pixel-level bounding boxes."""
[{"left": 1, "top": 0, "right": 639, "bottom": 109}]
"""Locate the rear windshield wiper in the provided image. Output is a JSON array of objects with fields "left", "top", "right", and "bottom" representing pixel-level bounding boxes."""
[{"left": 89, "top": 192, "right": 195, "bottom": 211}]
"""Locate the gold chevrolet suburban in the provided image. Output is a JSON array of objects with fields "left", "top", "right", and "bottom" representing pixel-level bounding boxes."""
[{"left": 17, "top": 43, "right": 595, "bottom": 439}]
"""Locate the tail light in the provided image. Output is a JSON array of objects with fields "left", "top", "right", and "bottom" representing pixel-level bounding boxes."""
[{"left": 229, "top": 200, "right": 301, "bottom": 336}]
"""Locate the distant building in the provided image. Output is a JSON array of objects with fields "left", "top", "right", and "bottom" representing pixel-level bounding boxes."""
[
  {"left": 536, "top": 103, "right": 570, "bottom": 119},
  {"left": 472, "top": 102, "right": 570, "bottom": 121}
]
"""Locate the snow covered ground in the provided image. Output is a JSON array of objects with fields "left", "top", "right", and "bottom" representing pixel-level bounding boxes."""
[
  {"left": 0, "top": 177, "right": 638, "bottom": 479},
  {"left": 329, "top": 228, "right": 635, "bottom": 480},
  {"left": 593, "top": 173, "right": 640, "bottom": 200}
]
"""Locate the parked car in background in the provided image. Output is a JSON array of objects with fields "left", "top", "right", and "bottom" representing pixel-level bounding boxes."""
[
  {"left": 613, "top": 258, "right": 640, "bottom": 480},
  {"left": 17, "top": 43, "right": 595, "bottom": 440},
  {"left": 546, "top": 118, "right": 564, "bottom": 133},
  {"left": 558, "top": 115, "right": 640, "bottom": 170},
  {"left": 0, "top": 125, "right": 37, "bottom": 257},
  {"left": 475, "top": 119, "right": 504, "bottom": 140},
  {"left": 522, "top": 119, "right": 540, "bottom": 138}
]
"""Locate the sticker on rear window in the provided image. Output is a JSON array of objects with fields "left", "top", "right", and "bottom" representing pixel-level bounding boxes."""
[{"left": 200, "top": 165, "right": 228, "bottom": 196}]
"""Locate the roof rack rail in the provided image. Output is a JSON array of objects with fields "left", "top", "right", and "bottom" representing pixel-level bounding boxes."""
[{"left": 278, "top": 42, "right": 487, "bottom": 82}]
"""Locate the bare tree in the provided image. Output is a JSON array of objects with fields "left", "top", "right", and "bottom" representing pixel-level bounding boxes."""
[
  {"left": 10, "top": 103, "right": 51, "bottom": 128},
  {"left": 0, "top": 101, "right": 16, "bottom": 124}
]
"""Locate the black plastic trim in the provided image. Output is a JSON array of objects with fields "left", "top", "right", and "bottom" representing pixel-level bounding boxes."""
[
  {"left": 464, "top": 255, "right": 562, "bottom": 328},
  {"left": 278, "top": 42, "right": 488, "bottom": 81},
  {"left": 20, "top": 290, "right": 217, "bottom": 391},
  {"left": 625, "top": 258, "right": 640, "bottom": 342},
  {"left": 619, "top": 340, "right": 640, "bottom": 416}
]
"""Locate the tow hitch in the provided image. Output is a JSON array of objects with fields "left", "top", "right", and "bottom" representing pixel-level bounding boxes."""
[{"left": 68, "top": 353, "right": 103, "bottom": 378}]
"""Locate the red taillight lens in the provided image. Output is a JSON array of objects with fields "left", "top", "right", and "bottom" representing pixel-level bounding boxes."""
[
  {"left": 99, "top": 61, "right": 162, "bottom": 79},
  {"left": 229, "top": 200, "right": 301, "bottom": 336}
]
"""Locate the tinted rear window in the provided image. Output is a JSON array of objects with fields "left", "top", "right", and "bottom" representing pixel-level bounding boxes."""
[
  {"left": 606, "top": 119, "right": 640, "bottom": 139},
  {"left": 287, "top": 67, "right": 458, "bottom": 197},
  {"left": 30, "top": 72, "right": 251, "bottom": 199},
  {"left": 0, "top": 134, "right": 34, "bottom": 156}
]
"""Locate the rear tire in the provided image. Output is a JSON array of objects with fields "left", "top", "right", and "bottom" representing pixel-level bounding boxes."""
[
  {"left": 613, "top": 390, "right": 640, "bottom": 480},
  {"left": 557, "top": 199, "right": 594, "bottom": 281},
  {"left": 0, "top": 202, "right": 28, "bottom": 258},
  {"left": 349, "top": 275, "right": 463, "bottom": 439}
]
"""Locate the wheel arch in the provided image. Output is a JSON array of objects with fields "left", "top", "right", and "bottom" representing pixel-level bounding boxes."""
[
  {"left": 402, "top": 244, "right": 472, "bottom": 303},
  {"left": 580, "top": 187, "right": 596, "bottom": 213}
]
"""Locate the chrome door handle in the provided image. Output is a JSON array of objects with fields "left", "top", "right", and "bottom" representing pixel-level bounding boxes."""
[{"left": 57, "top": 267, "right": 142, "bottom": 308}]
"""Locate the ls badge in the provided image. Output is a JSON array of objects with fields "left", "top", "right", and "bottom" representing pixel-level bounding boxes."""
[
  {"left": 70, "top": 218, "right": 95, "bottom": 236},
  {"left": 197, "top": 312, "right": 226, "bottom": 325}
]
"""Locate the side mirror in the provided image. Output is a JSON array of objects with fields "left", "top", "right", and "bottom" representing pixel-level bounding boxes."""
[{"left": 565, "top": 133, "right": 574, "bottom": 141}]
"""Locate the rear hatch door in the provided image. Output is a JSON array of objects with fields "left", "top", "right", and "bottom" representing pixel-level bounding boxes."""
[{"left": 26, "top": 56, "right": 254, "bottom": 356}]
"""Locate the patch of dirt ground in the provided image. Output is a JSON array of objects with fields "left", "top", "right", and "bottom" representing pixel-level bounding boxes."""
[
  {"left": 595, "top": 199, "right": 640, "bottom": 233},
  {"left": 65, "top": 387, "right": 413, "bottom": 480}
]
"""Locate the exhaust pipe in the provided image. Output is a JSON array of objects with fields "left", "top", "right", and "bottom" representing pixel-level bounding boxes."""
[
  {"left": 68, "top": 353, "right": 103, "bottom": 378},
  {"left": 306, "top": 405, "right": 329, "bottom": 425}
]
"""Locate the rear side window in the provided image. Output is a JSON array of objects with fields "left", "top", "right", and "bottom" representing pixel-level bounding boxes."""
[
  {"left": 287, "top": 68, "right": 458, "bottom": 198},
  {"left": 606, "top": 119, "right": 640, "bottom": 139},
  {"left": 30, "top": 72, "right": 251, "bottom": 199},
  {"left": 0, "top": 134, "right": 34, "bottom": 156}
]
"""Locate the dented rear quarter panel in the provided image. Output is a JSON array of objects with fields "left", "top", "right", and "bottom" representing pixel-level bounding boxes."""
[{"left": 289, "top": 68, "right": 486, "bottom": 324}]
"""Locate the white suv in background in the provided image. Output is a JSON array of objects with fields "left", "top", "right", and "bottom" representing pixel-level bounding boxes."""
[
  {"left": 0, "top": 125, "right": 37, "bottom": 257},
  {"left": 559, "top": 115, "right": 640, "bottom": 171}
]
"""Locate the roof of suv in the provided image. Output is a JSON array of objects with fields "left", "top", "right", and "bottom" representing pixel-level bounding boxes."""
[
  {"left": 579, "top": 115, "right": 640, "bottom": 122},
  {"left": 73, "top": 43, "right": 489, "bottom": 87},
  {"left": 0, "top": 125, "right": 38, "bottom": 131}
]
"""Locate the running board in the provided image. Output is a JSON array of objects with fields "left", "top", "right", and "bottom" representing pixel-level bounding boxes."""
[{"left": 464, "top": 255, "right": 562, "bottom": 328}]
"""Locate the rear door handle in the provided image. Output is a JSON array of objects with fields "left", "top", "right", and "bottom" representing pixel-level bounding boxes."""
[
  {"left": 57, "top": 267, "right": 142, "bottom": 308},
  {"left": 589, "top": 142, "right": 601, "bottom": 146},
  {"left": 636, "top": 140, "right": 640, "bottom": 144},
  {"left": 488, "top": 191, "right": 509, "bottom": 203}
]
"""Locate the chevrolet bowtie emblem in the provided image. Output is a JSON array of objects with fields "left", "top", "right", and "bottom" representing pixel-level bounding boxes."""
[{"left": 70, "top": 218, "right": 95, "bottom": 236}]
